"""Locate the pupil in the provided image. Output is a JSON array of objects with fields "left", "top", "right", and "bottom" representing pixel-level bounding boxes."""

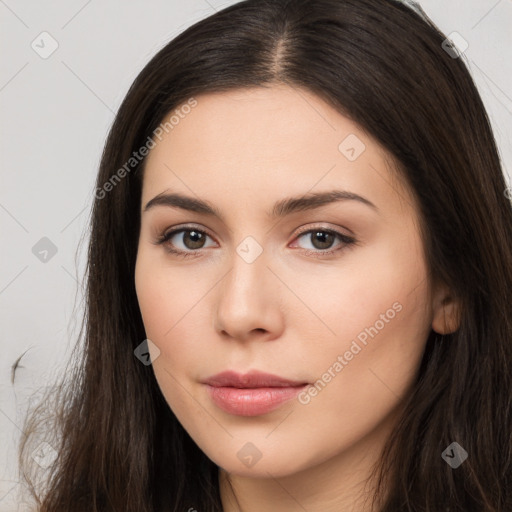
[
  {"left": 312, "top": 231, "right": 333, "bottom": 249},
  {"left": 185, "top": 230, "right": 204, "bottom": 249}
]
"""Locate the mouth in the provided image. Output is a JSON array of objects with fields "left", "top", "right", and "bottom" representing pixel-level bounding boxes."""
[{"left": 202, "top": 370, "right": 309, "bottom": 416}]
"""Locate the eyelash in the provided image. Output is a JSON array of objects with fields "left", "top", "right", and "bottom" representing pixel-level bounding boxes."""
[{"left": 153, "top": 224, "right": 357, "bottom": 259}]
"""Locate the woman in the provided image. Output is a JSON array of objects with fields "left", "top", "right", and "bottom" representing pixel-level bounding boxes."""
[{"left": 20, "top": 0, "right": 512, "bottom": 510}]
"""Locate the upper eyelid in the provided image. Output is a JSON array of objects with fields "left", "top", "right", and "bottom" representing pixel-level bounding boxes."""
[{"left": 162, "top": 223, "right": 216, "bottom": 241}]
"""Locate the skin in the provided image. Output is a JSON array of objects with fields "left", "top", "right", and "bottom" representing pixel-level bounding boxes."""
[{"left": 134, "top": 84, "right": 460, "bottom": 511}]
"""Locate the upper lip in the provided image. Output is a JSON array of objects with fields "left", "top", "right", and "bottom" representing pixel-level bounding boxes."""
[{"left": 202, "top": 370, "right": 308, "bottom": 388}]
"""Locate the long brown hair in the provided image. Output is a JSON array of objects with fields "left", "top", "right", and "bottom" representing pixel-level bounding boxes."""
[{"left": 20, "top": 0, "right": 512, "bottom": 510}]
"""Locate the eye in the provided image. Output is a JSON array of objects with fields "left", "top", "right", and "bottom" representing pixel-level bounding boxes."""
[
  {"left": 154, "top": 225, "right": 216, "bottom": 258},
  {"left": 290, "top": 227, "right": 356, "bottom": 257},
  {"left": 154, "top": 224, "right": 357, "bottom": 259}
]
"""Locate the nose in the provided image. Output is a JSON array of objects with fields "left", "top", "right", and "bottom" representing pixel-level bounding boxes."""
[{"left": 213, "top": 243, "right": 284, "bottom": 343}]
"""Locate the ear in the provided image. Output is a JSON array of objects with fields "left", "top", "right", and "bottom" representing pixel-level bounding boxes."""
[{"left": 431, "top": 281, "right": 461, "bottom": 334}]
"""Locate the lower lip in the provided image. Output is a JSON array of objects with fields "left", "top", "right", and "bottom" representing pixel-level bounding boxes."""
[{"left": 205, "top": 384, "right": 307, "bottom": 416}]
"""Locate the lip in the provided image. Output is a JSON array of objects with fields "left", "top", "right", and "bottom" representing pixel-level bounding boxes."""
[
  {"left": 202, "top": 370, "right": 307, "bottom": 388},
  {"left": 202, "top": 370, "right": 309, "bottom": 416}
]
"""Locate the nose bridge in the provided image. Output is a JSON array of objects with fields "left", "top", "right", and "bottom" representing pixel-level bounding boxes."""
[
  {"left": 214, "top": 233, "right": 280, "bottom": 339},
  {"left": 223, "top": 234, "right": 268, "bottom": 305}
]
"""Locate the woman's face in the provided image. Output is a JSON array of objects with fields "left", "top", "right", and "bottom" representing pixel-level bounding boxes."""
[{"left": 135, "top": 84, "right": 442, "bottom": 480}]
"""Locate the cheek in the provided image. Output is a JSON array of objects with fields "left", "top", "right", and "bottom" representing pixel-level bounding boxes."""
[
  {"left": 290, "top": 233, "right": 431, "bottom": 399},
  {"left": 284, "top": 268, "right": 431, "bottom": 471},
  {"left": 134, "top": 264, "right": 170, "bottom": 340},
  {"left": 134, "top": 257, "right": 201, "bottom": 419},
  {"left": 134, "top": 251, "right": 213, "bottom": 374},
  {"left": 135, "top": 246, "right": 198, "bottom": 340}
]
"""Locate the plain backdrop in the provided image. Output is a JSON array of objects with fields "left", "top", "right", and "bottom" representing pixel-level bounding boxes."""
[{"left": 1, "top": 0, "right": 511, "bottom": 509}]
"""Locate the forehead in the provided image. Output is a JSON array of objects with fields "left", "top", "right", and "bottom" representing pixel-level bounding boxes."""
[
  {"left": 147, "top": 85, "right": 369, "bottom": 163},
  {"left": 141, "top": 85, "right": 416, "bottom": 220}
]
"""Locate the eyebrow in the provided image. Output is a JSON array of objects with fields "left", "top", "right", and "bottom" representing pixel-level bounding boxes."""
[{"left": 143, "top": 189, "right": 379, "bottom": 220}]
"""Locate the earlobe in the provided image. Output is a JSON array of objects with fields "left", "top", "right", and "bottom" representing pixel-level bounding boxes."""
[{"left": 431, "top": 287, "right": 461, "bottom": 334}]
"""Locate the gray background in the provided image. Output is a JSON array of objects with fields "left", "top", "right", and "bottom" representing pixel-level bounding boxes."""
[{"left": 1, "top": 0, "right": 511, "bottom": 509}]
